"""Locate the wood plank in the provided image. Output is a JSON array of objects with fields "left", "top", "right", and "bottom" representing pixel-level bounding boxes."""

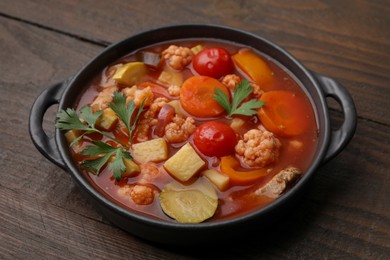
[
  {"left": 0, "top": 187, "right": 192, "bottom": 260},
  {"left": 0, "top": 16, "right": 104, "bottom": 222},
  {"left": 0, "top": 0, "right": 389, "bottom": 125}
]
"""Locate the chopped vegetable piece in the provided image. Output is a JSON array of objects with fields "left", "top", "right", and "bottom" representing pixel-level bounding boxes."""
[
  {"left": 122, "top": 158, "right": 141, "bottom": 177},
  {"left": 163, "top": 143, "right": 205, "bottom": 182},
  {"left": 201, "top": 169, "right": 229, "bottom": 191},
  {"left": 193, "top": 121, "right": 237, "bottom": 157},
  {"left": 64, "top": 129, "right": 81, "bottom": 144},
  {"left": 229, "top": 117, "right": 245, "bottom": 133},
  {"left": 220, "top": 156, "right": 269, "bottom": 185},
  {"left": 232, "top": 49, "right": 273, "bottom": 90},
  {"left": 137, "top": 51, "right": 162, "bottom": 68},
  {"left": 167, "top": 100, "right": 185, "bottom": 116},
  {"left": 190, "top": 44, "right": 204, "bottom": 55},
  {"left": 154, "top": 104, "right": 175, "bottom": 137},
  {"left": 123, "top": 85, "right": 137, "bottom": 97},
  {"left": 158, "top": 66, "right": 184, "bottom": 88},
  {"left": 132, "top": 138, "right": 168, "bottom": 163},
  {"left": 258, "top": 90, "right": 311, "bottom": 137},
  {"left": 180, "top": 76, "right": 229, "bottom": 117},
  {"left": 113, "top": 62, "right": 147, "bottom": 86},
  {"left": 96, "top": 107, "right": 118, "bottom": 131},
  {"left": 160, "top": 178, "right": 218, "bottom": 223},
  {"left": 213, "top": 79, "right": 265, "bottom": 117}
]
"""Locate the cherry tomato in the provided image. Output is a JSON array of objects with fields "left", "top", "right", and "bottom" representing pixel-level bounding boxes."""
[
  {"left": 193, "top": 121, "right": 237, "bottom": 157},
  {"left": 192, "top": 47, "right": 234, "bottom": 79}
]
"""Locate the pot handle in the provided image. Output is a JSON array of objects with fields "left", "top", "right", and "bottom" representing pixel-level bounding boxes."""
[
  {"left": 29, "top": 79, "right": 70, "bottom": 170},
  {"left": 314, "top": 73, "right": 357, "bottom": 163}
]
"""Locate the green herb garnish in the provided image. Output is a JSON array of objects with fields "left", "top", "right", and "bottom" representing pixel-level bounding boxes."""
[
  {"left": 55, "top": 91, "right": 144, "bottom": 181},
  {"left": 55, "top": 105, "right": 127, "bottom": 147},
  {"left": 213, "top": 79, "right": 265, "bottom": 117},
  {"left": 109, "top": 91, "right": 145, "bottom": 144},
  {"left": 81, "top": 141, "right": 131, "bottom": 181}
]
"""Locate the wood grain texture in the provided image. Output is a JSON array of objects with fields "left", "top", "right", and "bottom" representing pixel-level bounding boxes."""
[{"left": 0, "top": 0, "right": 389, "bottom": 259}]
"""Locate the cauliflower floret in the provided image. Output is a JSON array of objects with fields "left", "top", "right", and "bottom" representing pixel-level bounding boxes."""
[
  {"left": 135, "top": 97, "right": 169, "bottom": 142},
  {"left": 167, "top": 85, "right": 181, "bottom": 96},
  {"left": 164, "top": 116, "right": 196, "bottom": 143},
  {"left": 144, "top": 97, "right": 169, "bottom": 118},
  {"left": 222, "top": 74, "right": 241, "bottom": 90},
  {"left": 162, "top": 45, "right": 193, "bottom": 71},
  {"left": 221, "top": 75, "right": 263, "bottom": 97},
  {"left": 90, "top": 86, "right": 118, "bottom": 111},
  {"left": 135, "top": 118, "right": 158, "bottom": 142},
  {"left": 122, "top": 86, "right": 136, "bottom": 96},
  {"left": 122, "top": 85, "right": 137, "bottom": 103},
  {"left": 138, "top": 164, "right": 160, "bottom": 184},
  {"left": 117, "top": 184, "right": 158, "bottom": 205},
  {"left": 134, "top": 87, "right": 154, "bottom": 107},
  {"left": 123, "top": 86, "right": 155, "bottom": 107},
  {"left": 235, "top": 129, "right": 281, "bottom": 167},
  {"left": 250, "top": 82, "right": 264, "bottom": 97},
  {"left": 129, "top": 184, "right": 156, "bottom": 205}
]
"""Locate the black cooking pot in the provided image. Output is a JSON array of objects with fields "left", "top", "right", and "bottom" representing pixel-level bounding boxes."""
[{"left": 29, "top": 25, "right": 357, "bottom": 245}]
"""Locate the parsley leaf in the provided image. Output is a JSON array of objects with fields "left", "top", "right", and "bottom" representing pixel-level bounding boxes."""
[
  {"left": 213, "top": 88, "right": 231, "bottom": 113},
  {"left": 81, "top": 141, "right": 118, "bottom": 156},
  {"left": 213, "top": 79, "right": 265, "bottom": 117},
  {"left": 233, "top": 98, "right": 265, "bottom": 116},
  {"left": 109, "top": 149, "right": 131, "bottom": 181},
  {"left": 56, "top": 106, "right": 104, "bottom": 146},
  {"left": 81, "top": 141, "right": 132, "bottom": 181},
  {"left": 79, "top": 106, "right": 102, "bottom": 127},
  {"left": 55, "top": 106, "right": 102, "bottom": 131},
  {"left": 56, "top": 105, "right": 127, "bottom": 148},
  {"left": 109, "top": 91, "right": 145, "bottom": 144},
  {"left": 81, "top": 152, "right": 114, "bottom": 175}
]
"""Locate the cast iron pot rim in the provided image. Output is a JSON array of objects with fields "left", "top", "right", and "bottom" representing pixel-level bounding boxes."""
[{"left": 56, "top": 24, "right": 329, "bottom": 230}]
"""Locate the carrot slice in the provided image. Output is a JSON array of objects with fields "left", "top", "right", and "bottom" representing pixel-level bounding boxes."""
[
  {"left": 258, "top": 90, "right": 311, "bottom": 137},
  {"left": 232, "top": 49, "right": 273, "bottom": 90},
  {"left": 220, "top": 156, "right": 268, "bottom": 186},
  {"left": 180, "top": 76, "right": 229, "bottom": 117}
]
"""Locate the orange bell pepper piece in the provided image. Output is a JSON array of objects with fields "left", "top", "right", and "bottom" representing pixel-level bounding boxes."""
[
  {"left": 220, "top": 156, "right": 269, "bottom": 186},
  {"left": 232, "top": 49, "right": 273, "bottom": 90}
]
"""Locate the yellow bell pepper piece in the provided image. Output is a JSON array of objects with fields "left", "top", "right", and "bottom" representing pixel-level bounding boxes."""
[{"left": 113, "top": 62, "right": 147, "bottom": 86}]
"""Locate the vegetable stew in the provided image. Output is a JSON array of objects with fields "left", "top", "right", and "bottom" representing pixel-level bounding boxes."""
[{"left": 56, "top": 40, "right": 318, "bottom": 223}]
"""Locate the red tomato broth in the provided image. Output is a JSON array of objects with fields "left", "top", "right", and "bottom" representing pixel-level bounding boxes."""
[{"left": 70, "top": 39, "right": 318, "bottom": 223}]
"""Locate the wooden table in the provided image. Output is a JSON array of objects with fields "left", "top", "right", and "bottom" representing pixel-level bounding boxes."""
[{"left": 1, "top": 0, "right": 389, "bottom": 259}]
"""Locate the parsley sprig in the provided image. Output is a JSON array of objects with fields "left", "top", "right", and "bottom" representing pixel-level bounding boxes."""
[
  {"left": 109, "top": 91, "right": 145, "bottom": 144},
  {"left": 81, "top": 141, "right": 131, "bottom": 181},
  {"left": 213, "top": 79, "right": 265, "bottom": 117},
  {"left": 55, "top": 105, "right": 127, "bottom": 147},
  {"left": 55, "top": 91, "right": 144, "bottom": 181}
]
